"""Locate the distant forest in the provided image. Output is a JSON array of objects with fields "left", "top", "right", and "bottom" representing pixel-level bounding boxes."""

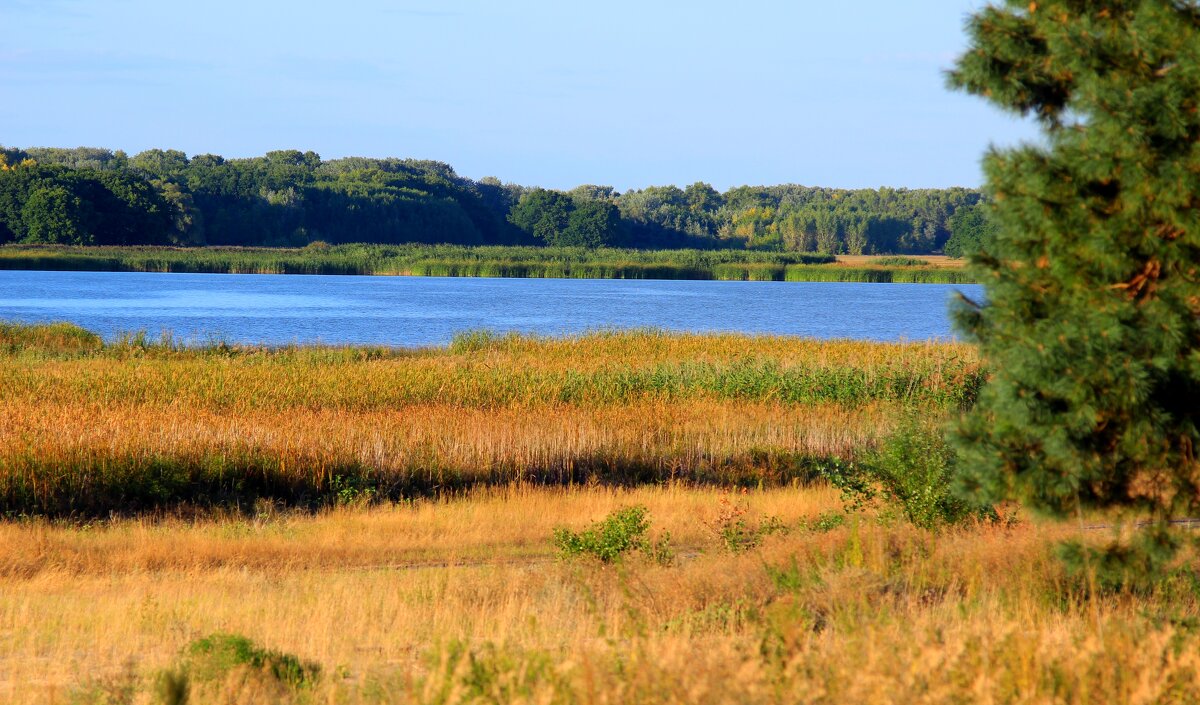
[{"left": 0, "top": 146, "right": 993, "bottom": 255}]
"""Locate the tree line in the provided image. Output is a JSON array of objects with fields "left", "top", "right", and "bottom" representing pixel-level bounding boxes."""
[{"left": 0, "top": 145, "right": 991, "bottom": 254}]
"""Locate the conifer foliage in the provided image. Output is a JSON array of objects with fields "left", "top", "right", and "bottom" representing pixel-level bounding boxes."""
[{"left": 949, "top": 1, "right": 1200, "bottom": 518}]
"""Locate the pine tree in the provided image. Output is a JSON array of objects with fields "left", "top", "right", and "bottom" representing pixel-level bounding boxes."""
[{"left": 948, "top": 1, "right": 1200, "bottom": 520}]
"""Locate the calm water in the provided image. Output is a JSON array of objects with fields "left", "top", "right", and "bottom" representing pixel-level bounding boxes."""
[{"left": 0, "top": 270, "right": 981, "bottom": 346}]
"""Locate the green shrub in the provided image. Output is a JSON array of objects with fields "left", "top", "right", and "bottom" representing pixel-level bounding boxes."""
[
  {"left": 799, "top": 510, "right": 846, "bottom": 533},
  {"left": 1057, "top": 524, "right": 1183, "bottom": 595},
  {"left": 816, "top": 458, "right": 877, "bottom": 513},
  {"left": 0, "top": 320, "right": 102, "bottom": 357},
  {"left": 552, "top": 505, "right": 671, "bottom": 564},
  {"left": 873, "top": 256, "right": 931, "bottom": 266},
  {"left": 868, "top": 417, "right": 985, "bottom": 529},
  {"left": 182, "top": 632, "right": 319, "bottom": 688},
  {"left": 821, "top": 417, "right": 993, "bottom": 530}
]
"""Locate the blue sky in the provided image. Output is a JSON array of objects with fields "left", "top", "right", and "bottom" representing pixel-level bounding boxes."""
[{"left": 1, "top": 0, "right": 1035, "bottom": 191}]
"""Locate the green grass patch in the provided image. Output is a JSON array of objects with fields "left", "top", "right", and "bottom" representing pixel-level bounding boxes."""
[{"left": 0, "top": 243, "right": 977, "bottom": 282}]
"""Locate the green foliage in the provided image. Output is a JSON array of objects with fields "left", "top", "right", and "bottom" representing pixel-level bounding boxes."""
[
  {"left": 817, "top": 458, "right": 878, "bottom": 513},
  {"left": 873, "top": 256, "right": 931, "bottom": 266},
  {"left": 509, "top": 189, "right": 624, "bottom": 247},
  {"left": 0, "top": 320, "right": 101, "bottom": 357},
  {"left": 182, "top": 632, "right": 319, "bottom": 688},
  {"left": 508, "top": 188, "right": 570, "bottom": 244},
  {"left": 798, "top": 510, "right": 846, "bottom": 533},
  {"left": 820, "top": 418, "right": 994, "bottom": 530},
  {"left": 1, "top": 144, "right": 986, "bottom": 253},
  {"left": 949, "top": 1, "right": 1200, "bottom": 523},
  {"left": 21, "top": 185, "right": 94, "bottom": 245},
  {"left": 552, "top": 505, "right": 672, "bottom": 564},
  {"left": 868, "top": 416, "right": 992, "bottom": 530},
  {"left": 0, "top": 164, "right": 175, "bottom": 246},
  {"left": 330, "top": 473, "right": 377, "bottom": 507},
  {"left": 0, "top": 243, "right": 982, "bottom": 283},
  {"left": 1057, "top": 525, "right": 1183, "bottom": 595},
  {"left": 943, "top": 204, "right": 996, "bottom": 258},
  {"left": 564, "top": 199, "right": 624, "bottom": 247}
]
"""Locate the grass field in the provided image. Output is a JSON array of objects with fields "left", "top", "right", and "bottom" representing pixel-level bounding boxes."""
[
  {"left": 6, "top": 322, "right": 1190, "bottom": 704},
  {"left": 2, "top": 485, "right": 1196, "bottom": 704},
  {"left": 0, "top": 244, "right": 976, "bottom": 283},
  {"left": 0, "top": 322, "right": 981, "bottom": 516}
]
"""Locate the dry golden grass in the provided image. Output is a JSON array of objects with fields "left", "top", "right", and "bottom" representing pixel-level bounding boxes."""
[
  {"left": 11, "top": 325, "right": 1182, "bottom": 703},
  {"left": 835, "top": 255, "right": 966, "bottom": 269},
  {"left": 1, "top": 485, "right": 1195, "bottom": 704},
  {"left": 0, "top": 328, "right": 980, "bottom": 514}
]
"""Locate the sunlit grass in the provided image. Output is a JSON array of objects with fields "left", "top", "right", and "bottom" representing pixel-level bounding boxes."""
[
  {"left": 1, "top": 322, "right": 1195, "bottom": 704},
  {"left": 0, "top": 323, "right": 980, "bottom": 515},
  {"left": 1, "top": 485, "right": 1196, "bottom": 704}
]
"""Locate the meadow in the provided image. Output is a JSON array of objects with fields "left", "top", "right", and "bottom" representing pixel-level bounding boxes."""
[
  {"left": 0, "top": 244, "right": 974, "bottom": 283},
  {"left": 3, "top": 485, "right": 1197, "bottom": 704},
  {"left": 0, "top": 322, "right": 980, "bottom": 516},
  {"left": 4, "top": 322, "right": 1191, "bottom": 705}
]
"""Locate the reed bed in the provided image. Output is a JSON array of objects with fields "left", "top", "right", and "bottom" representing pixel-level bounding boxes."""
[
  {"left": 0, "top": 244, "right": 978, "bottom": 282},
  {"left": 2, "top": 324, "right": 1193, "bottom": 704},
  {"left": 1, "top": 485, "right": 1196, "bottom": 704},
  {"left": 0, "top": 400, "right": 894, "bottom": 515},
  {"left": 0, "top": 323, "right": 980, "bottom": 515}
]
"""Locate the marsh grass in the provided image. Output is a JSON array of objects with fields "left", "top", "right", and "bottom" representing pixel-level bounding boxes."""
[
  {"left": 0, "top": 320, "right": 101, "bottom": 358},
  {"left": 0, "top": 323, "right": 981, "bottom": 516},
  {"left": 0, "top": 243, "right": 979, "bottom": 282}
]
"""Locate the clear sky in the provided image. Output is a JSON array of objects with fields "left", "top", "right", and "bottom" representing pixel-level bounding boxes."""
[{"left": 1, "top": 0, "right": 1035, "bottom": 191}]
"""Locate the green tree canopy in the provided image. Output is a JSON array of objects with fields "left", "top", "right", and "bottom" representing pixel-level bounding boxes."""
[
  {"left": 508, "top": 189, "right": 623, "bottom": 248},
  {"left": 563, "top": 199, "right": 623, "bottom": 248},
  {"left": 509, "top": 189, "right": 572, "bottom": 244},
  {"left": 949, "top": 1, "right": 1200, "bottom": 519},
  {"left": 21, "top": 185, "right": 95, "bottom": 245},
  {"left": 1, "top": 144, "right": 985, "bottom": 253},
  {"left": 944, "top": 204, "right": 997, "bottom": 258}
]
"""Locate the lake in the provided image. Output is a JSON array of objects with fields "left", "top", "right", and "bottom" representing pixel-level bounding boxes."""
[{"left": 0, "top": 270, "right": 982, "bottom": 346}]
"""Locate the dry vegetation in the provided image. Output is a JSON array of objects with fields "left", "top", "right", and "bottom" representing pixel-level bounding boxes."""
[
  {"left": 0, "top": 323, "right": 980, "bottom": 515},
  {"left": 2, "top": 485, "right": 1198, "bottom": 704},
  {"left": 835, "top": 255, "right": 966, "bottom": 269},
  {"left": 5, "top": 322, "right": 1193, "bottom": 704}
]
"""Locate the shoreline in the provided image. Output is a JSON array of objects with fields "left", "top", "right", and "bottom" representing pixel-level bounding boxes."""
[{"left": 0, "top": 244, "right": 975, "bottom": 283}]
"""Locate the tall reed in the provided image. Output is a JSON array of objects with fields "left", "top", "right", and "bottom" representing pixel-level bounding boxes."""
[
  {"left": 0, "top": 244, "right": 977, "bottom": 282},
  {"left": 0, "top": 323, "right": 981, "bottom": 515}
]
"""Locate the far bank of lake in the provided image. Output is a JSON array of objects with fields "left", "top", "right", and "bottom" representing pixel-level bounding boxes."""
[{"left": 0, "top": 244, "right": 973, "bottom": 284}]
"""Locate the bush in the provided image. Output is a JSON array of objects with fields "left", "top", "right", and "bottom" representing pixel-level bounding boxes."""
[
  {"left": 176, "top": 632, "right": 319, "bottom": 693},
  {"left": 822, "top": 416, "right": 994, "bottom": 530},
  {"left": 553, "top": 505, "right": 672, "bottom": 564},
  {"left": 874, "top": 256, "right": 930, "bottom": 266},
  {"left": 706, "top": 491, "right": 787, "bottom": 552},
  {"left": 869, "top": 417, "right": 986, "bottom": 529}
]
